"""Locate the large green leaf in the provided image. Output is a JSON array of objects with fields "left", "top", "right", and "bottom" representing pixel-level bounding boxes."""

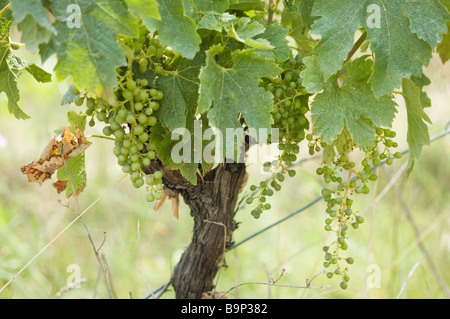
[
  {"left": 193, "top": 0, "right": 230, "bottom": 13},
  {"left": 311, "top": 56, "right": 397, "bottom": 149},
  {"left": 307, "top": 0, "right": 450, "bottom": 97},
  {"left": 154, "top": 51, "right": 205, "bottom": 131},
  {"left": 143, "top": 0, "right": 201, "bottom": 59},
  {"left": 402, "top": 78, "right": 432, "bottom": 176},
  {"left": 40, "top": 0, "right": 140, "bottom": 95},
  {"left": 124, "top": 0, "right": 160, "bottom": 20},
  {"left": 197, "top": 45, "right": 281, "bottom": 160},
  {"left": 10, "top": 0, "right": 55, "bottom": 52},
  {"left": 0, "top": 44, "right": 28, "bottom": 119},
  {"left": 0, "top": 40, "right": 51, "bottom": 119}
]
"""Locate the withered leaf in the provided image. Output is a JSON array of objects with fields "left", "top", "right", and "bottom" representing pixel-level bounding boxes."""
[{"left": 21, "top": 128, "right": 91, "bottom": 186}]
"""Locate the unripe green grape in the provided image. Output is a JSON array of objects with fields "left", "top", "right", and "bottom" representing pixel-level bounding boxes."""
[
  {"left": 146, "top": 193, "right": 155, "bottom": 202},
  {"left": 86, "top": 98, "right": 96, "bottom": 108},
  {"left": 138, "top": 132, "right": 149, "bottom": 143},
  {"left": 139, "top": 91, "right": 149, "bottom": 101},
  {"left": 134, "top": 102, "right": 144, "bottom": 112},
  {"left": 113, "top": 145, "right": 122, "bottom": 156},
  {"left": 134, "top": 125, "right": 144, "bottom": 136},
  {"left": 356, "top": 215, "right": 364, "bottom": 224},
  {"left": 139, "top": 58, "right": 148, "bottom": 68},
  {"left": 116, "top": 109, "right": 127, "bottom": 122},
  {"left": 340, "top": 281, "right": 348, "bottom": 289},
  {"left": 150, "top": 101, "right": 160, "bottom": 111},
  {"left": 373, "top": 158, "right": 381, "bottom": 166},
  {"left": 102, "top": 126, "right": 113, "bottom": 136},
  {"left": 134, "top": 178, "right": 145, "bottom": 188},
  {"left": 122, "top": 164, "right": 131, "bottom": 174},
  {"left": 96, "top": 110, "right": 106, "bottom": 122},
  {"left": 148, "top": 45, "right": 157, "bottom": 56},
  {"left": 129, "top": 145, "right": 138, "bottom": 154},
  {"left": 154, "top": 191, "right": 163, "bottom": 201},
  {"left": 71, "top": 86, "right": 81, "bottom": 95},
  {"left": 114, "top": 128, "right": 125, "bottom": 141},
  {"left": 127, "top": 79, "right": 136, "bottom": 91},
  {"left": 131, "top": 162, "right": 141, "bottom": 171},
  {"left": 154, "top": 171, "right": 163, "bottom": 180},
  {"left": 138, "top": 113, "right": 148, "bottom": 124},
  {"left": 154, "top": 65, "right": 164, "bottom": 74},
  {"left": 126, "top": 113, "right": 135, "bottom": 124},
  {"left": 74, "top": 96, "right": 84, "bottom": 106},
  {"left": 144, "top": 107, "right": 153, "bottom": 116}
]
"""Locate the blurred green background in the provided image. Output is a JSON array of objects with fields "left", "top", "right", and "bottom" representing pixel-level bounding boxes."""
[{"left": 0, "top": 37, "right": 449, "bottom": 299}]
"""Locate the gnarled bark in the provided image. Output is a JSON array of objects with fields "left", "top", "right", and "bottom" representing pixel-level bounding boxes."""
[{"left": 143, "top": 160, "right": 246, "bottom": 299}]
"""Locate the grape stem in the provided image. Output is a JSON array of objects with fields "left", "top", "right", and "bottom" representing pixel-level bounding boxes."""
[
  {"left": 86, "top": 135, "right": 115, "bottom": 141},
  {"left": 344, "top": 31, "right": 367, "bottom": 63}
]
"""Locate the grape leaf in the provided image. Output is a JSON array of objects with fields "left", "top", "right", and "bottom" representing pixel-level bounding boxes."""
[
  {"left": 149, "top": 122, "right": 199, "bottom": 185},
  {"left": 55, "top": 153, "right": 87, "bottom": 198},
  {"left": 124, "top": 0, "right": 160, "bottom": 20},
  {"left": 228, "top": 0, "right": 265, "bottom": 11},
  {"left": 255, "top": 21, "right": 290, "bottom": 62},
  {"left": 192, "top": 0, "right": 230, "bottom": 13},
  {"left": 67, "top": 111, "right": 87, "bottom": 132},
  {"left": 227, "top": 17, "right": 274, "bottom": 50},
  {"left": 198, "top": 14, "right": 274, "bottom": 50},
  {"left": 40, "top": 0, "right": 140, "bottom": 95},
  {"left": 154, "top": 51, "right": 205, "bottom": 131},
  {"left": 197, "top": 45, "right": 282, "bottom": 160},
  {"left": 311, "top": 56, "right": 397, "bottom": 149},
  {"left": 402, "top": 78, "right": 432, "bottom": 176},
  {"left": 10, "top": 0, "right": 55, "bottom": 52},
  {"left": 307, "top": 0, "right": 450, "bottom": 97},
  {"left": 0, "top": 43, "right": 28, "bottom": 119},
  {"left": 280, "top": 7, "right": 315, "bottom": 54},
  {"left": 0, "top": 44, "right": 51, "bottom": 118},
  {"left": 143, "top": 0, "right": 201, "bottom": 59},
  {"left": 21, "top": 61, "right": 52, "bottom": 83},
  {"left": 300, "top": 55, "right": 324, "bottom": 93}
]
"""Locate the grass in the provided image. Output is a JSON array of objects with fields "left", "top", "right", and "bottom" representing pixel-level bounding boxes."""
[{"left": 0, "top": 51, "right": 449, "bottom": 299}]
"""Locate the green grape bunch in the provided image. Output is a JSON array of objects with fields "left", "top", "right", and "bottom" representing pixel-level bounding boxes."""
[
  {"left": 71, "top": 23, "right": 173, "bottom": 203},
  {"left": 247, "top": 54, "right": 311, "bottom": 219},
  {"left": 310, "top": 127, "right": 402, "bottom": 289}
]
